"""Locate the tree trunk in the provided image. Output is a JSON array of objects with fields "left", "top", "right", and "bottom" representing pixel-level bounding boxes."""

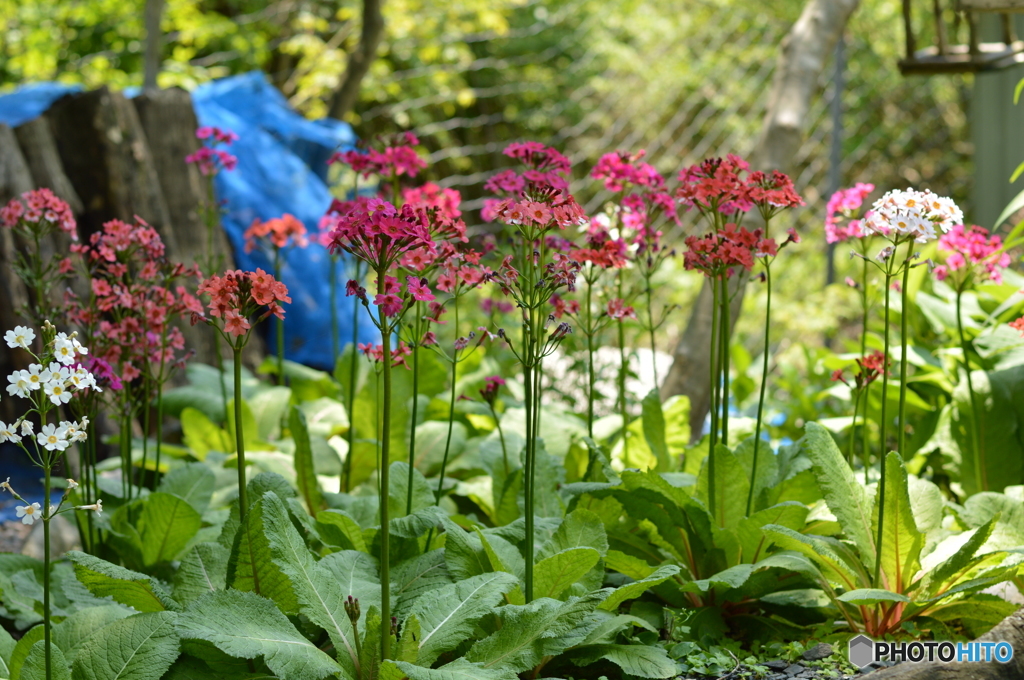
[
  {"left": 662, "top": 0, "right": 862, "bottom": 440},
  {"left": 13, "top": 117, "right": 84, "bottom": 215},
  {"left": 327, "top": 0, "right": 386, "bottom": 120},
  {"left": 143, "top": 0, "right": 166, "bottom": 92}
]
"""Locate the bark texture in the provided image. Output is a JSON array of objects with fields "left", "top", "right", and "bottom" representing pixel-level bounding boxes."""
[
  {"left": 327, "top": 0, "right": 386, "bottom": 120},
  {"left": 662, "top": 0, "right": 863, "bottom": 440}
]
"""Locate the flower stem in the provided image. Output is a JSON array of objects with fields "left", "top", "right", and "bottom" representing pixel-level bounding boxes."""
[
  {"left": 523, "top": 359, "right": 535, "bottom": 602},
  {"left": 330, "top": 255, "right": 339, "bottom": 369},
  {"left": 406, "top": 335, "right": 420, "bottom": 516},
  {"left": 708, "top": 276, "right": 720, "bottom": 513},
  {"left": 875, "top": 264, "right": 894, "bottom": 588},
  {"left": 141, "top": 374, "right": 151, "bottom": 488},
  {"left": 491, "top": 403, "right": 509, "bottom": 476},
  {"left": 435, "top": 297, "right": 460, "bottom": 508},
  {"left": 43, "top": 463, "right": 52, "bottom": 680},
  {"left": 616, "top": 272, "right": 629, "bottom": 461},
  {"left": 377, "top": 297, "right": 392, "bottom": 662},
  {"left": 897, "top": 244, "right": 912, "bottom": 457},
  {"left": 849, "top": 388, "right": 863, "bottom": 469},
  {"left": 720, "top": 272, "right": 731, "bottom": 448},
  {"left": 860, "top": 251, "right": 870, "bottom": 483},
  {"left": 585, "top": 279, "right": 595, "bottom": 439},
  {"left": 956, "top": 289, "right": 987, "bottom": 492},
  {"left": 274, "top": 249, "right": 285, "bottom": 386},
  {"left": 214, "top": 334, "right": 228, "bottom": 422},
  {"left": 233, "top": 346, "right": 248, "bottom": 523},
  {"left": 747, "top": 263, "right": 772, "bottom": 516},
  {"left": 646, "top": 278, "right": 659, "bottom": 389},
  {"left": 342, "top": 261, "right": 363, "bottom": 494}
]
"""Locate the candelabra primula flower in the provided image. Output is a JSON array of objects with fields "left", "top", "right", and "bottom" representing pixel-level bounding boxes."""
[
  {"left": 196, "top": 269, "right": 292, "bottom": 337},
  {"left": 329, "top": 132, "right": 427, "bottom": 179},
  {"left": 5, "top": 326, "right": 36, "bottom": 350},
  {"left": 186, "top": 126, "right": 238, "bottom": 175},
  {"left": 1, "top": 188, "right": 78, "bottom": 239},
  {"left": 16, "top": 503, "right": 41, "bottom": 525},
  {"left": 863, "top": 188, "right": 963, "bottom": 244},
  {"left": 933, "top": 224, "right": 1010, "bottom": 286},
  {"left": 243, "top": 214, "right": 309, "bottom": 252},
  {"left": 826, "top": 183, "right": 875, "bottom": 243}
]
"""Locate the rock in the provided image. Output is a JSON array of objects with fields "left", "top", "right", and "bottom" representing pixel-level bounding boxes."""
[
  {"left": 21, "top": 514, "right": 80, "bottom": 560},
  {"left": 802, "top": 642, "right": 834, "bottom": 661},
  {"left": 785, "top": 664, "right": 806, "bottom": 676},
  {"left": 765, "top": 660, "right": 791, "bottom": 671}
]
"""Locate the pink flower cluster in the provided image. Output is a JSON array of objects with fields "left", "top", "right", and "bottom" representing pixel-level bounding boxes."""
[
  {"left": 825, "top": 183, "right": 875, "bottom": 244},
  {"left": 1, "top": 188, "right": 78, "bottom": 240},
  {"left": 244, "top": 214, "right": 309, "bottom": 253},
  {"left": 482, "top": 142, "right": 575, "bottom": 219},
  {"left": 329, "top": 133, "right": 427, "bottom": 179},
  {"left": 592, "top": 150, "right": 664, "bottom": 192},
  {"left": 934, "top": 224, "right": 1010, "bottom": 285},
  {"left": 197, "top": 269, "right": 291, "bottom": 337},
  {"left": 186, "top": 126, "right": 238, "bottom": 176},
  {"left": 326, "top": 199, "right": 433, "bottom": 275},
  {"left": 358, "top": 341, "right": 413, "bottom": 369},
  {"left": 684, "top": 224, "right": 797, "bottom": 277},
  {"left": 677, "top": 156, "right": 803, "bottom": 215}
]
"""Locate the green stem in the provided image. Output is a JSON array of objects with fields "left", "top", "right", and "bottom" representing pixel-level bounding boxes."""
[
  {"left": 274, "top": 249, "right": 285, "bottom": 386},
  {"left": 875, "top": 262, "right": 894, "bottom": 588},
  {"left": 720, "top": 272, "right": 731, "bottom": 448},
  {"left": 860, "top": 251, "right": 870, "bottom": 481},
  {"left": 491, "top": 404, "right": 509, "bottom": 477},
  {"left": 523, "top": 359, "right": 535, "bottom": 602},
  {"left": 330, "top": 256, "right": 340, "bottom": 369},
  {"left": 155, "top": 381, "right": 164, "bottom": 488},
  {"left": 342, "top": 262, "right": 363, "bottom": 494},
  {"left": 897, "top": 244, "right": 912, "bottom": 457},
  {"left": 406, "top": 335, "right": 420, "bottom": 515},
  {"left": 956, "top": 289, "right": 986, "bottom": 492},
  {"left": 746, "top": 264, "right": 772, "bottom": 516},
  {"left": 43, "top": 464, "right": 52, "bottom": 680},
  {"left": 377, "top": 294, "right": 392, "bottom": 662},
  {"left": 849, "top": 388, "right": 863, "bottom": 469},
  {"left": 585, "top": 279, "right": 595, "bottom": 439},
  {"left": 141, "top": 375, "right": 151, "bottom": 489},
  {"left": 233, "top": 346, "right": 248, "bottom": 523},
  {"left": 646, "top": 279, "right": 659, "bottom": 389},
  {"left": 708, "top": 276, "right": 720, "bottom": 513}
]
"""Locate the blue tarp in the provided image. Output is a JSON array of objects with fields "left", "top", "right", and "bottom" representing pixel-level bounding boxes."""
[{"left": 0, "top": 73, "right": 375, "bottom": 370}]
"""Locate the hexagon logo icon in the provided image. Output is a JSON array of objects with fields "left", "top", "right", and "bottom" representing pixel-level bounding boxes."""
[{"left": 848, "top": 635, "right": 875, "bottom": 668}]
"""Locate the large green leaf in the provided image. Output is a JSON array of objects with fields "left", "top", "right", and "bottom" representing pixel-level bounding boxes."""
[
  {"left": 290, "top": 406, "right": 325, "bottom": 514},
  {"left": 411, "top": 572, "right": 519, "bottom": 666},
  {"left": 317, "top": 509, "right": 368, "bottom": 553},
  {"left": 250, "top": 387, "right": 293, "bottom": 440},
  {"left": 390, "top": 551, "right": 450, "bottom": 618},
  {"left": 919, "top": 517, "right": 998, "bottom": 598},
  {"left": 140, "top": 492, "right": 203, "bottom": 566},
  {"left": 442, "top": 519, "right": 490, "bottom": 581},
  {"left": 695, "top": 444, "right": 748, "bottom": 528},
  {"left": 173, "top": 543, "right": 230, "bottom": 606},
  {"left": 466, "top": 593, "right": 604, "bottom": 672},
  {"left": 951, "top": 366, "right": 1024, "bottom": 495},
  {"left": 734, "top": 502, "right": 809, "bottom": 564},
  {"left": 598, "top": 564, "right": 680, "bottom": 612},
  {"left": 157, "top": 464, "right": 216, "bottom": 515},
  {"left": 837, "top": 589, "right": 910, "bottom": 606},
  {"left": 388, "top": 462, "right": 435, "bottom": 519},
  {"left": 71, "top": 612, "right": 179, "bottom": 680},
  {"left": 52, "top": 606, "right": 132, "bottom": 665},
  {"left": 261, "top": 493, "right": 360, "bottom": 678},
  {"left": 179, "top": 406, "right": 230, "bottom": 454},
  {"left": 539, "top": 509, "right": 608, "bottom": 560},
  {"left": 9, "top": 627, "right": 43, "bottom": 680},
  {"left": 68, "top": 552, "right": 179, "bottom": 613},
  {"left": 532, "top": 548, "right": 601, "bottom": 600},
  {"left": 802, "top": 423, "right": 876, "bottom": 571},
  {"left": 760, "top": 526, "right": 859, "bottom": 591},
  {"left": 568, "top": 644, "right": 678, "bottom": 679},
  {"left": 227, "top": 496, "right": 298, "bottom": 614},
  {"left": 175, "top": 590, "right": 343, "bottom": 680},
  {"left": 387, "top": 658, "right": 518, "bottom": 680},
  {"left": 873, "top": 453, "right": 924, "bottom": 594},
  {"left": 0, "top": 625, "right": 14, "bottom": 678},
  {"left": 641, "top": 389, "right": 671, "bottom": 470},
  {"left": 319, "top": 550, "right": 381, "bottom": 628},
  {"left": 21, "top": 642, "right": 69, "bottom": 680}
]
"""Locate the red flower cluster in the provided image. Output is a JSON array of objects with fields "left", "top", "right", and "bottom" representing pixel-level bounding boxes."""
[
  {"left": 186, "top": 126, "right": 239, "bottom": 176},
  {"left": 244, "top": 214, "right": 309, "bottom": 253},
  {"left": 482, "top": 142, "right": 575, "bottom": 219},
  {"left": 196, "top": 269, "right": 291, "bottom": 337},
  {"left": 489, "top": 193, "right": 588, "bottom": 231},
  {"left": 683, "top": 224, "right": 778, "bottom": 277},
  {"left": 677, "top": 156, "right": 803, "bottom": 217},
  {"left": 592, "top": 150, "right": 664, "bottom": 192},
  {"left": 66, "top": 218, "right": 199, "bottom": 384},
  {"left": 1, "top": 188, "right": 78, "bottom": 239},
  {"left": 934, "top": 224, "right": 1010, "bottom": 285},
  {"left": 357, "top": 341, "right": 413, "bottom": 369},
  {"left": 1011, "top": 317, "right": 1024, "bottom": 336},
  {"left": 326, "top": 200, "right": 433, "bottom": 272},
  {"left": 831, "top": 350, "right": 888, "bottom": 390},
  {"left": 329, "top": 133, "right": 427, "bottom": 179},
  {"left": 402, "top": 183, "right": 462, "bottom": 222},
  {"left": 479, "top": 375, "right": 505, "bottom": 405}
]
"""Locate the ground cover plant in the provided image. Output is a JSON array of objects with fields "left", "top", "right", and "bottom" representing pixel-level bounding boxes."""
[{"left": 2, "top": 126, "right": 1024, "bottom": 680}]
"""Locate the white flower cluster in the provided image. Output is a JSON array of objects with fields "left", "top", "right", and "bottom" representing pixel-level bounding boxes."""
[
  {"left": 0, "top": 416, "right": 89, "bottom": 449},
  {"left": 4, "top": 327, "right": 98, "bottom": 405},
  {"left": 863, "top": 189, "right": 963, "bottom": 244}
]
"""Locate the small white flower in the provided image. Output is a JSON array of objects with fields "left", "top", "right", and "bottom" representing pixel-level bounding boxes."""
[
  {"left": 70, "top": 335, "right": 88, "bottom": 356},
  {"left": 77, "top": 499, "right": 102, "bottom": 515},
  {"left": 0, "top": 422, "right": 21, "bottom": 444},
  {"left": 45, "top": 362, "right": 68, "bottom": 385},
  {"left": 44, "top": 380, "right": 72, "bottom": 406},
  {"left": 4, "top": 326, "right": 35, "bottom": 350},
  {"left": 6, "top": 371, "right": 32, "bottom": 398},
  {"left": 62, "top": 420, "right": 88, "bottom": 443},
  {"left": 16, "top": 503, "right": 41, "bottom": 525},
  {"left": 19, "top": 419, "right": 33, "bottom": 436},
  {"left": 66, "top": 478, "right": 79, "bottom": 490},
  {"left": 54, "top": 333, "right": 77, "bottom": 365},
  {"left": 24, "top": 364, "right": 44, "bottom": 391},
  {"left": 37, "top": 423, "right": 69, "bottom": 452},
  {"left": 0, "top": 478, "right": 10, "bottom": 492},
  {"left": 68, "top": 367, "right": 96, "bottom": 391}
]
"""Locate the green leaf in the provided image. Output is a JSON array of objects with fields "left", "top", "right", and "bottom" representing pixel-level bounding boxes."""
[
  {"left": 9, "top": 626, "right": 44, "bottom": 680},
  {"left": 71, "top": 612, "right": 179, "bottom": 680},
  {"left": 952, "top": 366, "right": 1024, "bottom": 496},
  {"left": 1014, "top": 75, "right": 1024, "bottom": 104},
  {"left": 696, "top": 444, "right": 748, "bottom": 528},
  {"left": 335, "top": 344, "right": 366, "bottom": 416},
  {"left": 225, "top": 398, "right": 261, "bottom": 455},
  {"left": 140, "top": 492, "right": 203, "bottom": 566},
  {"left": 290, "top": 406, "right": 325, "bottom": 514},
  {"left": 395, "top": 615, "right": 420, "bottom": 664},
  {"left": 837, "top": 589, "right": 910, "bottom": 606},
  {"left": 158, "top": 464, "right": 216, "bottom": 515},
  {"left": 175, "top": 590, "right": 343, "bottom": 680},
  {"left": 760, "top": 526, "right": 859, "bottom": 591},
  {"left": 466, "top": 593, "right": 603, "bottom": 672},
  {"left": 920, "top": 517, "right": 998, "bottom": 597},
  {"left": 533, "top": 548, "right": 601, "bottom": 600},
  {"left": 734, "top": 502, "right": 809, "bottom": 564},
  {"left": 261, "top": 493, "right": 360, "bottom": 678},
  {"left": 388, "top": 659, "right": 518, "bottom": 680},
  {"left": 604, "top": 550, "right": 655, "bottom": 581},
  {"left": 442, "top": 519, "right": 490, "bottom": 581},
  {"left": 68, "top": 552, "right": 179, "bottom": 613},
  {"left": 391, "top": 551, "right": 451, "bottom": 618},
  {"left": 359, "top": 607, "right": 386, "bottom": 680},
  {"left": 53, "top": 606, "right": 132, "bottom": 664},
  {"left": 227, "top": 496, "right": 298, "bottom": 614},
  {"left": 993, "top": 186, "right": 1024, "bottom": 230},
  {"left": 173, "top": 543, "right": 230, "bottom": 606},
  {"left": 319, "top": 550, "right": 381, "bottom": 628},
  {"left": 539, "top": 509, "right": 608, "bottom": 560},
  {"left": 874, "top": 452, "right": 923, "bottom": 593},
  {"left": 317, "top": 510, "right": 368, "bottom": 553},
  {"left": 411, "top": 571, "right": 519, "bottom": 666},
  {"left": 21, "top": 642, "right": 69, "bottom": 680},
  {"left": 0, "top": 626, "right": 15, "bottom": 678},
  {"left": 641, "top": 390, "right": 671, "bottom": 470},
  {"left": 250, "top": 387, "right": 292, "bottom": 440},
  {"left": 802, "top": 423, "right": 876, "bottom": 571},
  {"left": 599, "top": 564, "right": 680, "bottom": 611},
  {"left": 180, "top": 406, "right": 230, "bottom": 457},
  {"left": 388, "top": 462, "right": 435, "bottom": 519},
  {"left": 569, "top": 644, "right": 678, "bottom": 679},
  {"left": 1010, "top": 159, "right": 1024, "bottom": 184}
]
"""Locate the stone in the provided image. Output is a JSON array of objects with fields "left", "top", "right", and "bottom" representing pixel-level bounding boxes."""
[
  {"left": 784, "top": 664, "right": 806, "bottom": 676},
  {"left": 765, "top": 660, "right": 791, "bottom": 671},
  {"left": 803, "top": 642, "right": 834, "bottom": 661}
]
